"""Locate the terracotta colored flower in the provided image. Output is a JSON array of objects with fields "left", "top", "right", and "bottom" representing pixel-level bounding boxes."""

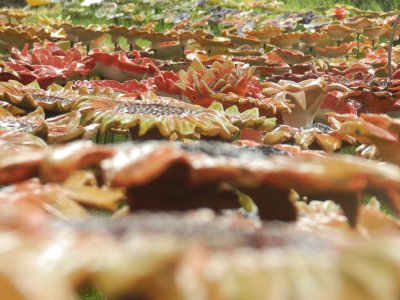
[
  {"left": 0, "top": 106, "right": 48, "bottom": 140},
  {"left": 1, "top": 203, "right": 400, "bottom": 300},
  {"left": 86, "top": 50, "right": 159, "bottom": 81},
  {"left": 138, "top": 30, "right": 178, "bottom": 49},
  {"left": 392, "top": 46, "right": 400, "bottom": 65},
  {"left": 209, "top": 92, "right": 292, "bottom": 116},
  {"left": 1, "top": 139, "right": 400, "bottom": 226},
  {"left": 358, "top": 47, "right": 390, "bottom": 68},
  {"left": 0, "top": 60, "right": 20, "bottom": 82},
  {"left": 300, "top": 31, "right": 327, "bottom": 47},
  {"left": 385, "top": 23, "right": 400, "bottom": 41},
  {"left": 315, "top": 42, "right": 356, "bottom": 58},
  {"left": 76, "top": 70, "right": 180, "bottom": 98},
  {"left": 0, "top": 179, "right": 88, "bottom": 219},
  {"left": 263, "top": 123, "right": 343, "bottom": 152},
  {"left": 271, "top": 48, "right": 312, "bottom": 65},
  {"left": 222, "top": 31, "right": 261, "bottom": 47},
  {"left": 0, "top": 27, "right": 41, "bottom": 50},
  {"left": 0, "top": 105, "right": 97, "bottom": 144},
  {"left": 0, "top": 127, "right": 47, "bottom": 152},
  {"left": 332, "top": 113, "right": 400, "bottom": 165},
  {"left": 1, "top": 204, "right": 400, "bottom": 300},
  {"left": 195, "top": 35, "right": 232, "bottom": 55},
  {"left": 5, "top": 61, "right": 64, "bottom": 89},
  {"left": 345, "top": 18, "right": 374, "bottom": 34},
  {"left": 100, "top": 140, "right": 400, "bottom": 226},
  {"left": 228, "top": 45, "right": 264, "bottom": 57},
  {"left": 40, "top": 141, "right": 115, "bottom": 183},
  {"left": 321, "top": 90, "right": 359, "bottom": 115},
  {"left": 245, "top": 26, "right": 284, "bottom": 43},
  {"left": 109, "top": 26, "right": 177, "bottom": 50},
  {"left": 0, "top": 130, "right": 47, "bottom": 185},
  {"left": 0, "top": 100, "right": 27, "bottom": 116},
  {"left": 76, "top": 93, "right": 238, "bottom": 140},
  {"left": 338, "top": 88, "right": 398, "bottom": 114},
  {"left": 208, "top": 101, "right": 271, "bottom": 130},
  {"left": 12, "top": 25, "right": 63, "bottom": 42},
  {"left": 46, "top": 111, "right": 99, "bottom": 144},
  {"left": 172, "top": 30, "right": 192, "bottom": 46},
  {"left": 270, "top": 32, "right": 302, "bottom": 49},
  {"left": 331, "top": 7, "right": 348, "bottom": 20},
  {"left": 176, "top": 58, "right": 255, "bottom": 105},
  {"left": 150, "top": 71, "right": 181, "bottom": 96},
  {"left": 262, "top": 78, "right": 349, "bottom": 127},
  {"left": 121, "top": 24, "right": 152, "bottom": 40},
  {"left": 0, "top": 175, "right": 125, "bottom": 218},
  {"left": 324, "top": 24, "right": 354, "bottom": 42},
  {"left": 296, "top": 197, "right": 400, "bottom": 233},
  {"left": 52, "top": 23, "right": 108, "bottom": 47},
  {"left": 11, "top": 42, "right": 91, "bottom": 80},
  {"left": 108, "top": 25, "right": 171, "bottom": 49},
  {"left": 176, "top": 59, "right": 292, "bottom": 115},
  {"left": 363, "top": 23, "right": 392, "bottom": 41},
  {"left": 0, "top": 81, "right": 81, "bottom": 113},
  {"left": 232, "top": 51, "right": 289, "bottom": 70},
  {"left": 304, "top": 17, "right": 332, "bottom": 30},
  {"left": 1, "top": 8, "right": 31, "bottom": 24},
  {"left": 73, "top": 79, "right": 149, "bottom": 97},
  {"left": 108, "top": 24, "right": 131, "bottom": 45},
  {"left": 330, "top": 63, "right": 375, "bottom": 83},
  {"left": 186, "top": 52, "right": 227, "bottom": 65}
]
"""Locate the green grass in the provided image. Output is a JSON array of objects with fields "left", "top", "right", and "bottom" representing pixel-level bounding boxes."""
[
  {"left": 284, "top": 0, "right": 394, "bottom": 12},
  {"left": 26, "top": 0, "right": 397, "bottom": 30},
  {"left": 339, "top": 145, "right": 357, "bottom": 156},
  {"left": 92, "top": 131, "right": 130, "bottom": 145},
  {"left": 79, "top": 286, "right": 107, "bottom": 300},
  {"left": 362, "top": 194, "right": 394, "bottom": 216}
]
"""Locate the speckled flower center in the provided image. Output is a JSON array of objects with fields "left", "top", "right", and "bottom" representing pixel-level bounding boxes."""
[
  {"left": 115, "top": 102, "right": 196, "bottom": 117},
  {"left": 301, "top": 123, "right": 333, "bottom": 133},
  {"left": 0, "top": 118, "right": 38, "bottom": 132},
  {"left": 32, "top": 94, "right": 73, "bottom": 105}
]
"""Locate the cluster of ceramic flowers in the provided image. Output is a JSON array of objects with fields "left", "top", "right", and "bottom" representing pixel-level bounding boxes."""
[
  {"left": 0, "top": 3, "right": 397, "bottom": 57},
  {"left": 0, "top": 3, "right": 399, "bottom": 300}
]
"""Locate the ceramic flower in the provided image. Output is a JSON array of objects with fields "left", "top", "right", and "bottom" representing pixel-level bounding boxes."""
[{"left": 262, "top": 78, "right": 350, "bottom": 127}]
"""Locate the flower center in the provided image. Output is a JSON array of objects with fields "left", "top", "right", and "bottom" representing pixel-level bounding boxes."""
[
  {"left": 115, "top": 102, "right": 195, "bottom": 117},
  {"left": 32, "top": 94, "right": 73, "bottom": 105},
  {"left": 0, "top": 118, "right": 38, "bottom": 132}
]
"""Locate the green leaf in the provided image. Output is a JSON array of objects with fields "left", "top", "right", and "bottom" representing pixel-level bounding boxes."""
[
  {"left": 339, "top": 145, "right": 357, "bottom": 156},
  {"left": 79, "top": 286, "right": 106, "bottom": 300}
]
